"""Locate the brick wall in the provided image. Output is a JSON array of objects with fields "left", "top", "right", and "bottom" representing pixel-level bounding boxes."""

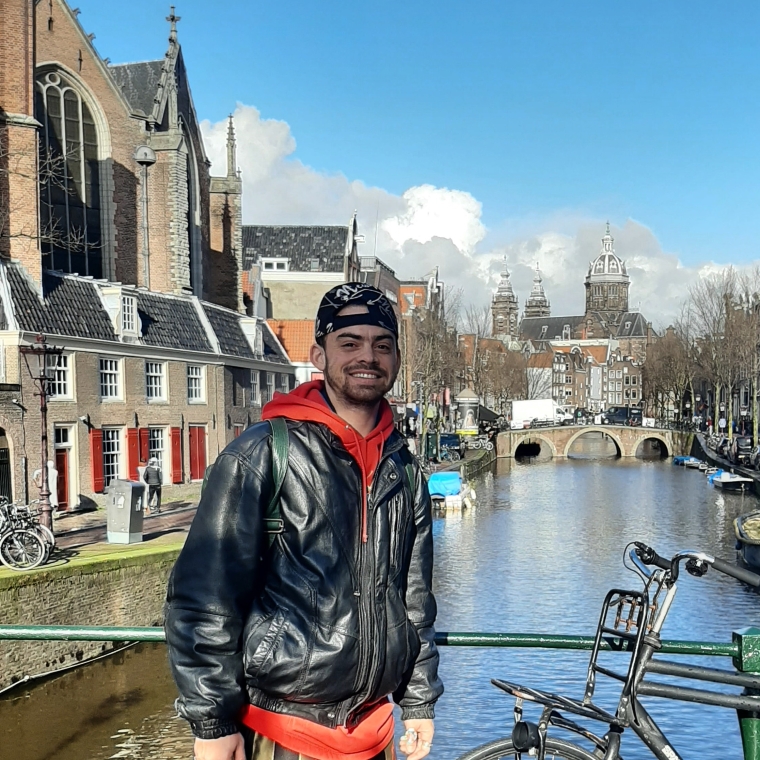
[{"left": 0, "top": 547, "right": 180, "bottom": 689}]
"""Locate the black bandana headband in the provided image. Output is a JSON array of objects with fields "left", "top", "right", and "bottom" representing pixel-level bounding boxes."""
[{"left": 315, "top": 283, "right": 399, "bottom": 341}]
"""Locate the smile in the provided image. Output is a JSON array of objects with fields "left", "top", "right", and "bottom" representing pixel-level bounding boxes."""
[{"left": 350, "top": 372, "right": 381, "bottom": 379}]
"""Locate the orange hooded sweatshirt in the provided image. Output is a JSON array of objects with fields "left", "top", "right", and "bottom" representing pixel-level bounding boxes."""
[{"left": 241, "top": 380, "right": 398, "bottom": 759}]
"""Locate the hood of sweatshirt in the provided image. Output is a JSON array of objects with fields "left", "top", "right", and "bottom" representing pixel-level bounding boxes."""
[{"left": 261, "top": 380, "right": 397, "bottom": 541}]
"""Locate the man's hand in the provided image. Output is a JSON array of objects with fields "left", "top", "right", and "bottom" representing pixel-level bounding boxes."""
[
  {"left": 193, "top": 733, "right": 246, "bottom": 760},
  {"left": 399, "top": 719, "right": 434, "bottom": 760}
]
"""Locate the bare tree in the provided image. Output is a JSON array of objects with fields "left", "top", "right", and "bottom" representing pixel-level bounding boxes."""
[{"left": 459, "top": 302, "right": 492, "bottom": 338}]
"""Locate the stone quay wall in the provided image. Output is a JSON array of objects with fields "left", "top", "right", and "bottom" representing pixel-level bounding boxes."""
[{"left": 0, "top": 545, "right": 180, "bottom": 690}]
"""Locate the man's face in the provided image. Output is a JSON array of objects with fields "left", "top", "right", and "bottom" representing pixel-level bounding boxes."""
[{"left": 311, "top": 305, "right": 400, "bottom": 407}]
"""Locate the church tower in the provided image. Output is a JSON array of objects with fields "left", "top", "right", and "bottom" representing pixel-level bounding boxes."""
[
  {"left": 584, "top": 223, "right": 630, "bottom": 325},
  {"left": 0, "top": 0, "right": 42, "bottom": 288},
  {"left": 491, "top": 257, "right": 519, "bottom": 341},
  {"left": 523, "top": 263, "right": 551, "bottom": 318}
]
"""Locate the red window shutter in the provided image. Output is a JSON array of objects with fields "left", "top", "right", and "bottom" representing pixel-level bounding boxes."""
[
  {"left": 171, "top": 427, "right": 182, "bottom": 484},
  {"left": 127, "top": 428, "right": 139, "bottom": 480},
  {"left": 90, "top": 428, "right": 104, "bottom": 493},
  {"left": 139, "top": 427, "right": 149, "bottom": 463}
]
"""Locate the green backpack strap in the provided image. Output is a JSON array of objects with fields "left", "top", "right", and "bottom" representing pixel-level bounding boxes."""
[
  {"left": 265, "top": 417, "right": 289, "bottom": 547},
  {"left": 404, "top": 462, "right": 415, "bottom": 496}
]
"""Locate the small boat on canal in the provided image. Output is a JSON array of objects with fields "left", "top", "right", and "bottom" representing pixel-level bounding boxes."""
[
  {"left": 735, "top": 511, "right": 760, "bottom": 568},
  {"left": 674, "top": 456, "right": 701, "bottom": 467},
  {"left": 710, "top": 470, "right": 754, "bottom": 492},
  {"left": 427, "top": 471, "right": 475, "bottom": 510},
  {"left": 684, "top": 458, "right": 705, "bottom": 470}
]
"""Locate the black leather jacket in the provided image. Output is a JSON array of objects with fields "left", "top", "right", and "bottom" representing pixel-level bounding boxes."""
[{"left": 165, "top": 419, "right": 443, "bottom": 740}]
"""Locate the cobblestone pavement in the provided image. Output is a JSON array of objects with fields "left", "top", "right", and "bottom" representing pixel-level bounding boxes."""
[
  {"left": 55, "top": 502, "right": 198, "bottom": 549},
  {"left": 53, "top": 500, "right": 199, "bottom": 550}
]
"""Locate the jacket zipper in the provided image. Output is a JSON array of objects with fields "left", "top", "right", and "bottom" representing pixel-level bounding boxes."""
[{"left": 342, "top": 458, "right": 400, "bottom": 726}]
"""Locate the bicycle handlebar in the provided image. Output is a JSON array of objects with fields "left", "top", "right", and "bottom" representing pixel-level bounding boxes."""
[
  {"left": 633, "top": 542, "right": 760, "bottom": 587},
  {"left": 711, "top": 556, "right": 760, "bottom": 587}
]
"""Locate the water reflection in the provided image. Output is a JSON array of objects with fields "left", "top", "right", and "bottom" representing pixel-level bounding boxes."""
[{"left": 2, "top": 459, "right": 759, "bottom": 760}]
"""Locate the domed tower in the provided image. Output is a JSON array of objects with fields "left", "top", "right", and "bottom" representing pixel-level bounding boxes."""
[
  {"left": 523, "top": 263, "right": 551, "bottom": 318},
  {"left": 491, "top": 257, "right": 519, "bottom": 340},
  {"left": 584, "top": 223, "right": 630, "bottom": 325}
]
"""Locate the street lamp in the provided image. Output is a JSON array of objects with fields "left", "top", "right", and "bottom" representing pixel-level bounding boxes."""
[{"left": 20, "top": 333, "right": 63, "bottom": 531}]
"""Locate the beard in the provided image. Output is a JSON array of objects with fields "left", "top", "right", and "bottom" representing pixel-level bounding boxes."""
[{"left": 324, "top": 359, "right": 397, "bottom": 408}]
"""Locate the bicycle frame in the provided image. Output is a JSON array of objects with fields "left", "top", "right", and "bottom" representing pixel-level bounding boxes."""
[{"left": 505, "top": 549, "right": 760, "bottom": 760}]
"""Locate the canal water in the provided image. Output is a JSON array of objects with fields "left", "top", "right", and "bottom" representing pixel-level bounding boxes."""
[{"left": 2, "top": 454, "right": 759, "bottom": 760}]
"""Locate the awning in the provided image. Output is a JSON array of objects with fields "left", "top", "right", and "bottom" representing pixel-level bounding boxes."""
[{"left": 478, "top": 405, "right": 499, "bottom": 422}]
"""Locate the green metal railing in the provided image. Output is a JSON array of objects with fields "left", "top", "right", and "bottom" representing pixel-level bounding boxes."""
[
  {"left": 3, "top": 625, "right": 760, "bottom": 758},
  {"left": 0, "top": 625, "right": 740, "bottom": 658}
]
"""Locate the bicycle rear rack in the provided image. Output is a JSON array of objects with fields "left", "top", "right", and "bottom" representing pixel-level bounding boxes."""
[{"left": 583, "top": 587, "right": 651, "bottom": 713}]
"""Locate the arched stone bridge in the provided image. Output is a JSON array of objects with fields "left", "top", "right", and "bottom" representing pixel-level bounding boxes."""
[{"left": 497, "top": 425, "right": 688, "bottom": 459}]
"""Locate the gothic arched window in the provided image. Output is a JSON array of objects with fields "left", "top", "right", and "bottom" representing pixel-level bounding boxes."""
[{"left": 35, "top": 70, "right": 103, "bottom": 278}]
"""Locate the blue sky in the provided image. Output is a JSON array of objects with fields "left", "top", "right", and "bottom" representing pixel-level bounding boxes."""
[{"left": 75, "top": 0, "right": 760, "bottom": 319}]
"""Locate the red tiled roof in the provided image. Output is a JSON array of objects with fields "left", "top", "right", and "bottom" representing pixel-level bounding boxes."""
[
  {"left": 267, "top": 319, "right": 315, "bottom": 363},
  {"left": 527, "top": 352, "right": 553, "bottom": 369}
]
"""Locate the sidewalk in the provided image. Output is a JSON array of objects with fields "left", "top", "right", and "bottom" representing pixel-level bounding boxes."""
[{"left": 51, "top": 483, "right": 202, "bottom": 550}]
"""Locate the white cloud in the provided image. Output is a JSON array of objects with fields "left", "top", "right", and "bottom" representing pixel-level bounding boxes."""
[{"left": 201, "top": 105, "right": 729, "bottom": 327}]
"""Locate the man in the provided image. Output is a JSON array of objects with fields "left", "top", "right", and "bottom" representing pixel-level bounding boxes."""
[
  {"left": 165, "top": 283, "right": 443, "bottom": 760},
  {"left": 143, "top": 457, "right": 162, "bottom": 514}
]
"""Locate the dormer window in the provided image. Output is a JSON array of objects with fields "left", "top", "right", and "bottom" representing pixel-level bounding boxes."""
[
  {"left": 121, "top": 295, "right": 137, "bottom": 335},
  {"left": 261, "top": 257, "right": 289, "bottom": 272},
  {"left": 310, "top": 258, "right": 320, "bottom": 271},
  {"left": 540, "top": 326, "right": 547, "bottom": 337},
  {"left": 625, "top": 321, "right": 631, "bottom": 330}
]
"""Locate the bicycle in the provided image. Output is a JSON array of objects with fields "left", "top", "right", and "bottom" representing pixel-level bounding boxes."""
[
  {"left": 0, "top": 499, "right": 49, "bottom": 570},
  {"left": 457, "top": 542, "right": 760, "bottom": 760},
  {"left": 439, "top": 446, "right": 462, "bottom": 462}
]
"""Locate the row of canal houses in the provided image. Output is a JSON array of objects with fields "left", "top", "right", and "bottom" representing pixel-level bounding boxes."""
[{"left": 0, "top": 0, "right": 444, "bottom": 509}]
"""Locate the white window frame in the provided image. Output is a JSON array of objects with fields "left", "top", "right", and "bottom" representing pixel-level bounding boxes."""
[
  {"left": 279, "top": 374, "right": 289, "bottom": 394},
  {"left": 99, "top": 358, "right": 122, "bottom": 401},
  {"left": 148, "top": 427, "right": 167, "bottom": 482},
  {"left": 121, "top": 295, "right": 137, "bottom": 335},
  {"left": 102, "top": 427, "right": 123, "bottom": 486},
  {"left": 187, "top": 364, "right": 206, "bottom": 404},
  {"left": 145, "top": 361, "right": 167, "bottom": 402},
  {"left": 250, "top": 370, "right": 261, "bottom": 406},
  {"left": 47, "top": 353, "right": 73, "bottom": 400},
  {"left": 264, "top": 372, "right": 275, "bottom": 404}
]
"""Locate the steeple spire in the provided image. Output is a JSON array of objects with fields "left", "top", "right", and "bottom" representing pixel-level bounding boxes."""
[
  {"left": 496, "top": 255, "right": 514, "bottom": 294},
  {"left": 166, "top": 6, "right": 181, "bottom": 43},
  {"left": 226, "top": 114, "right": 237, "bottom": 178},
  {"left": 524, "top": 262, "right": 551, "bottom": 318}
]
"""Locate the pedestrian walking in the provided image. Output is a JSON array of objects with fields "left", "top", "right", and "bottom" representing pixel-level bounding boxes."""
[
  {"left": 143, "top": 457, "right": 162, "bottom": 514},
  {"left": 165, "top": 283, "right": 443, "bottom": 760}
]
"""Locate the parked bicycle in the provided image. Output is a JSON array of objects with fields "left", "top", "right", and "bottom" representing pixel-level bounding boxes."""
[
  {"left": 439, "top": 446, "right": 462, "bottom": 462},
  {"left": 0, "top": 497, "right": 52, "bottom": 570},
  {"left": 457, "top": 542, "right": 760, "bottom": 760}
]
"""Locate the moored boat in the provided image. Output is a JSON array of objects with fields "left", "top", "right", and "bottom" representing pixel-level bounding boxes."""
[
  {"left": 684, "top": 458, "right": 705, "bottom": 469},
  {"left": 735, "top": 512, "right": 760, "bottom": 568},
  {"left": 427, "top": 471, "right": 476, "bottom": 510},
  {"left": 711, "top": 470, "right": 753, "bottom": 491}
]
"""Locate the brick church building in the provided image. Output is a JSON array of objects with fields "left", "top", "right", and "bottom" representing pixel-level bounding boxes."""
[{"left": 0, "top": 0, "right": 294, "bottom": 508}]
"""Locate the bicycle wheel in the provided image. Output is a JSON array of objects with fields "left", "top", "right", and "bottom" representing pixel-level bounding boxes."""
[
  {"left": 456, "top": 736, "right": 599, "bottom": 760},
  {"left": 0, "top": 529, "right": 46, "bottom": 570}
]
